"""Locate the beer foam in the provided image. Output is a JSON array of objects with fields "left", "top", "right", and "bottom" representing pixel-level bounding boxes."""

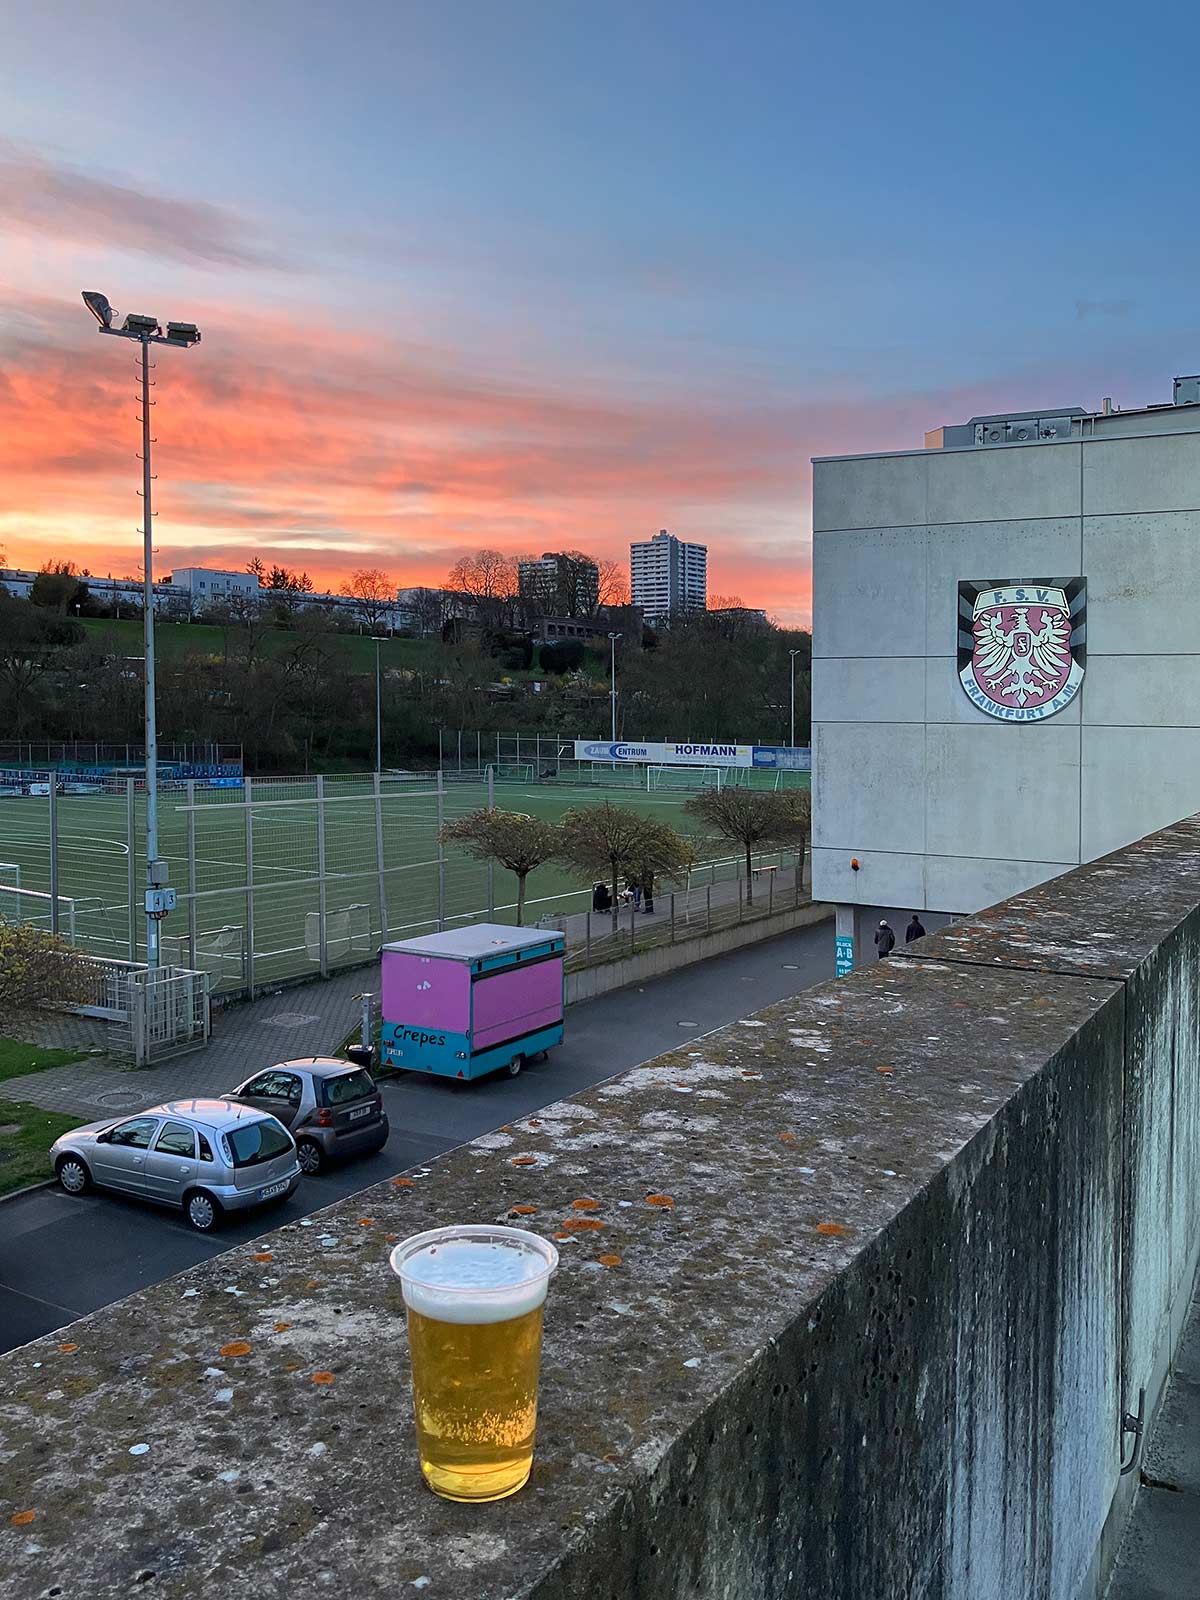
[{"left": 397, "top": 1238, "right": 552, "bottom": 1324}]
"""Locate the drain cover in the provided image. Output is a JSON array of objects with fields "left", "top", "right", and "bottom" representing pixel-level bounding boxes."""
[
  {"left": 95, "top": 1090, "right": 145, "bottom": 1109},
  {"left": 267, "top": 1012, "right": 320, "bottom": 1028}
]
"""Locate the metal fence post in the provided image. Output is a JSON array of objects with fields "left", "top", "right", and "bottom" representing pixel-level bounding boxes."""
[
  {"left": 374, "top": 771, "right": 389, "bottom": 943},
  {"left": 48, "top": 780, "right": 59, "bottom": 935},
  {"left": 126, "top": 778, "right": 137, "bottom": 960},
  {"left": 486, "top": 765, "right": 495, "bottom": 917},
  {"left": 630, "top": 902, "right": 635, "bottom": 955},
  {"left": 436, "top": 768, "right": 446, "bottom": 930},
  {"left": 738, "top": 877, "right": 744, "bottom": 924},
  {"left": 586, "top": 912, "right": 592, "bottom": 965},
  {"left": 707, "top": 884, "right": 712, "bottom": 935},
  {"left": 244, "top": 775, "right": 256, "bottom": 999},
  {"left": 670, "top": 892, "right": 676, "bottom": 943},
  {"left": 316, "top": 775, "right": 329, "bottom": 977},
  {"left": 186, "top": 779, "right": 197, "bottom": 968},
  {"left": 768, "top": 871, "right": 774, "bottom": 918}
]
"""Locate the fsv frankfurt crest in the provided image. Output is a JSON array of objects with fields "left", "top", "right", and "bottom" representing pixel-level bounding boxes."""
[{"left": 958, "top": 579, "right": 1086, "bottom": 722}]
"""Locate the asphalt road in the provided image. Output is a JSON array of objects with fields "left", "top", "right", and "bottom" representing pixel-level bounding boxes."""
[{"left": 0, "top": 919, "right": 836, "bottom": 1354}]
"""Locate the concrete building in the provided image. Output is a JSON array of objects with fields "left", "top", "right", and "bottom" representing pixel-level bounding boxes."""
[
  {"left": 517, "top": 552, "right": 599, "bottom": 617},
  {"left": 169, "top": 567, "right": 261, "bottom": 608},
  {"left": 630, "top": 529, "right": 707, "bottom": 624},
  {"left": 0, "top": 567, "right": 190, "bottom": 614},
  {"left": 811, "top": 372, "right": 1200, "bottom": 963}
]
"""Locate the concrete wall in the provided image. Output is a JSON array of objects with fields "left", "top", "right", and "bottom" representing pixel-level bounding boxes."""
[
  {"left": 812, "top": 421, "right": 1200, "bottom": 914},
  {"left": 5, "top": 816, "right": 1200, "bottom": 1600},
  {"left": 564, "top": 900, "right": 830, "bottom": 1003}
]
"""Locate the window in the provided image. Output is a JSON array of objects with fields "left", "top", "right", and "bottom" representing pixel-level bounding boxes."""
[
  {"left": 108, "top": 1117, "right": 158, "bottom": 1149},
  {"left": 320, "top": 1069, "right": 375, "bottom": 1107},
  {"left": 222, "top": 1120, "right": 294, "bottom": 1169},
  {"left": 154, "top": 1121, "right": 195, "bottom": 1158},
  {"left": 197, "top": 1133, "right": 215, "bottom": 1162},
  {"left": 239, "top": 1072, "right": 276, "bottom": 1097}
]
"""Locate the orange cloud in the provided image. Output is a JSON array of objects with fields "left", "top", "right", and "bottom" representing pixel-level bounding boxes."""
[{"left": 0, "top": 289, "right": 818, "bottom": 620}]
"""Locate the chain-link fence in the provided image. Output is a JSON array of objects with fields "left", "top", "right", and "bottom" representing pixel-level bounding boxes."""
[{"left": 0, "top": 769, "right": 810, "bottom": 1003}]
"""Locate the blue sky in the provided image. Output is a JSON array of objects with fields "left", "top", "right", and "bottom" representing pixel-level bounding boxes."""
[{"left": 2, "top": 0, "right": 1197, "bottom": 618}]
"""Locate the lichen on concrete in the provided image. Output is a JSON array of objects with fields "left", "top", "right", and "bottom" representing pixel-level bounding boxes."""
[{"left": 0, "top": 936, "right": 1127, "bottom": 1600}]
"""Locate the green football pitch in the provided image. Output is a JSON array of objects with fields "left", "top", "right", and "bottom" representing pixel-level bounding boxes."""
[{"left": 0, "top": 773, "right": 809, "bottom": 991}]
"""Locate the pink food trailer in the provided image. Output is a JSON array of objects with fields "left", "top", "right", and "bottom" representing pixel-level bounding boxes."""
[{"left": 381, "top": 924, "right": 565, "bottom": 1081}]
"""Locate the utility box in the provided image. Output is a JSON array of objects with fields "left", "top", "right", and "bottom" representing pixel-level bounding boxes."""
[{"left": 381, "top": 924, "right": 565, "bottom": 1081}]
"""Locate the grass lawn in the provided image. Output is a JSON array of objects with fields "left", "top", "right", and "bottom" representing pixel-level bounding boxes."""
[
  {"left": 78, "top": 616, "right": 450, "bottom": 672},
  {"left": 0, "top": 1099, "right": 84, "bottom": 1197},
  {"left": 0, "top": 1038, "right": 87, "bottom": 1197},
  {"left": 0, "top": 1037, "right": 83, "bottom": 1083}
]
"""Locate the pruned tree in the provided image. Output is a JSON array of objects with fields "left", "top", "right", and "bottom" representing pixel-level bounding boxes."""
[
  {"left": 29, "top": 563, "right": 86, "bottom": 613},
  {"left": 341, "top": 567, "right": 396, "bottom": 631},
  {"left": 558, "top": 801, "right": 693, "bottom": 929},
  {"left": 684, "top": 785, "right": 811, "bottom": 903},
  {"left": 439, "top": 808, "right": 561, "bottom": 925}
]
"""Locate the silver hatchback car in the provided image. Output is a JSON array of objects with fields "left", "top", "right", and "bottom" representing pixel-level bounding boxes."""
[{"left": 50, "top": 1099, "right": 301, "bottom": 1232}]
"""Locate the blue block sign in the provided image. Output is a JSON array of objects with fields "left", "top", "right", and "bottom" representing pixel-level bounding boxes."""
[{"left": 835, "top": 935, "right": 854, "bottom": 978}]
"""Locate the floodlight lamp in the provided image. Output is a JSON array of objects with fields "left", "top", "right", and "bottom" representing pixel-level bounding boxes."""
[
  {"left": 122, "top": 312, "right": 161, "bottom": 336},
  {"left": 165, "top": 321, "right": 201, "bottom": 346},
  {"left": 82, "top": 290, "right": 114, "bottom": 328}
]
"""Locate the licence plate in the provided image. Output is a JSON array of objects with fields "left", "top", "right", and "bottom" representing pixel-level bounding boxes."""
[
  {"left": 347, "top": 1105, "right": 373, "bottom": 1121},
  {"left": 259, "top": 1180, "right": 289, "bottom": 1199}
]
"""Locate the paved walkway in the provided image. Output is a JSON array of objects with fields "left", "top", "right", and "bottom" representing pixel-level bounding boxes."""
[
  {"left": 4, "top": 863, "right": 810, "bottom": 1120},
  {"left": 1107, "top": 1286, "right": 1200, "bottom": 1599},
  {"left": 3, "top": 967, "right": 369, "bottom": 1118}
]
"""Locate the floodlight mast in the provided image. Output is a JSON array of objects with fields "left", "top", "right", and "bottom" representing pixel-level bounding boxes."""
[{"left": 81, "top": 293, "right": 201, "bottom": 967}]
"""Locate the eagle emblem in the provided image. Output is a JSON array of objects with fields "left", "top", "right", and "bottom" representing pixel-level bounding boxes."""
[{"left": 958, "top": 581, "right": 1085, "bottom": 721}]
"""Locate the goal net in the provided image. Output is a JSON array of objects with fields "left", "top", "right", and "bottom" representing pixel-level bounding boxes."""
[
  {"left": 486, "top": 762, "right": 536, "bottom": 783},
  {"left": 646, "top": 765, "right": 723, "bottom": 792},
  {"left": 0, "top": 882, "right": 79, "bottom": 941},
  {"left": 305, "top": 903, "right": 373, "bottom": 963}
]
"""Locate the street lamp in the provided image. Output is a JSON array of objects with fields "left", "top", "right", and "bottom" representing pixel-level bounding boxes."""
[
  {"left": 607, "top": 632, "right": 623, "bottom": 742},
  {"left": 788, "top": 649, "right": 803, "bottom": 750},
  {"left": 82, "top": 291, "right": 201, "bottom": 968},
  {"left": 371, "top": 637, "right": 389, "bottom": 773}
]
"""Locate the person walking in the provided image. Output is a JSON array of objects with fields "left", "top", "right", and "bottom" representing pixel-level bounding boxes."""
[
  {"left": 629, "top": 878, "right": 643, "bottom": 911},
  {"left": 641, "top": 872, "right": 655, "bottom": 914},
  {"left": 874, "top": 919, "right": 896, "bottom": 959},
  {"left": 592, "top": 881, "right": 611, "bottom": 914},
  {"left": 905, "top": 913, "right": 926, "bottom": 944}
]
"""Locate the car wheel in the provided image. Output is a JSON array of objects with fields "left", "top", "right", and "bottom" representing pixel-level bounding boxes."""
[
  {"left": 507, "top": 1055, "right": 524, "bottom": 1078},
  {"left": 296, "top": 1138, "right": 324, "bottom": 1176},
  {"left": 56, "top": 1154, "right": 91, "bottom": 1195},
  {"left": 184, "top": 1190, "right": 221, "bottom": 1232}
]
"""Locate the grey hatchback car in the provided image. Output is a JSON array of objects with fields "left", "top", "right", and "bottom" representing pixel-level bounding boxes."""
[
  {"left": 50, "top": 1099, "right": 301, "bottom": 1232},
  {"left": 224, "top": 1058, "right": 389, "bottom": 1175}
]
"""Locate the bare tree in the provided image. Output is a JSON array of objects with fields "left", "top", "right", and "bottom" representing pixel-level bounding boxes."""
[
  {"left": 340, "top": 567, "right": 396, "bottom": 632},
  {"left": 447, "top": 549, "right": 519, "bottom": 627},
  {"left": 684, "top": 786, "right": 810, "bottom": 902},
  {"left": 558, "top": 801, "right": 693, "bottom": 930},
  {"left": 595, "top": 558, "right": 630, "bottom": 611},
  {"left": 439, "top": 809, "right": 561, "bottom": 925}
]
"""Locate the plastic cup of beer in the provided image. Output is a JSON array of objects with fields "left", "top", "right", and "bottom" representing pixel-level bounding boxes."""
[{"left": 390, "top": 1224, "right": 559, "bottom": 1502}]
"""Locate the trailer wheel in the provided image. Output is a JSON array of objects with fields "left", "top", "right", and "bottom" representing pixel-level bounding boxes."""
[{"left": 507, "top": 1055, "right": 524, "bottom": 1078}]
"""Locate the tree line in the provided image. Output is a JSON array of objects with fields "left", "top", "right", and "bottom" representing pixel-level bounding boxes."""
[
  {"left": 0, "top": 586, "right": 811, "bottom": 772},
  {"left": 441, "top": 787, "right": 811, "bottom": 925}
]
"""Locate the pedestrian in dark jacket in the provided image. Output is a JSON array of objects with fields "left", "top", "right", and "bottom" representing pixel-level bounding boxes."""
[
  {"left": 641, "top": 872, "right": 655, "bottom": 914},
  {"left": 874, "top": 920, "right": 896, "bottom": 958},
  {"left": 592, "top": 882, "right": 611, "bottom": 913},
  {"left": 905, "top": 914, "right": 926, "bottom": 944}
]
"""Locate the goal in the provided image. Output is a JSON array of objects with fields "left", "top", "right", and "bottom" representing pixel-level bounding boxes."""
[
  {"left": 646, "top": 765, "right": 723, "bottom": 793},
  {"left": 486, "top": 762, "right": 536, "bottom": 783}
]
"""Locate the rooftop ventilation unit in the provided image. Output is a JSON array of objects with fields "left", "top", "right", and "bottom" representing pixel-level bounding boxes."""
[{"left": 1174, "top": 376, "right": 1200, "bottom": 406}]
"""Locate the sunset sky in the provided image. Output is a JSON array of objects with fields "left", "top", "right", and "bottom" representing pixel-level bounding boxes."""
[{"left": 2, "top": 1, "right": 1197, "bottom": 626}]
